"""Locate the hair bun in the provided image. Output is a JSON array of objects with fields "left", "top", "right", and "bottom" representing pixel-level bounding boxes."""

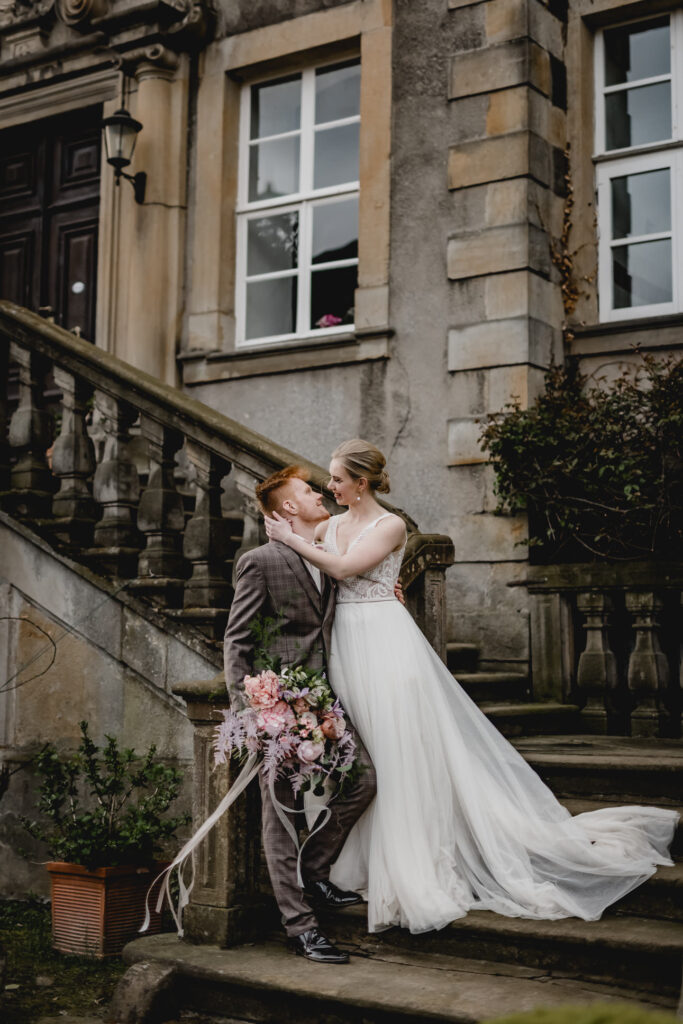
[{"left": 377, "top": 469, "right": 391, "bottom": 494}]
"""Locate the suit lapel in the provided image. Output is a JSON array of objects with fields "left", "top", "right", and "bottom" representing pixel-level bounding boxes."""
[{"left": 275, "top": 542, "right": 322, "bottom": 613}]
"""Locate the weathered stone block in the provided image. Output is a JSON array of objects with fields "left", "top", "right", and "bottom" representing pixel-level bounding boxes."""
[
  {"left": 448, "top": 510, "right": 528, "bottom": 562},
  {"left": 447, "top": 417, "right": 487, "bottom": 466},
  {"left": 448, "top": 39, "right": 551, "bottom": 101},
  {"left": 484, "top": 270, "right": 563, "bottom": 323},
  {"left": 486, "top": 363, "right": 548, "bottom": 412},
  {"left": 447, "top": 369, "right": 488, "bottom": 417},
  {"left": 355, "top": 285, "right": 389, "bottom": 330},
  {"left": 485, "top": 0, "right": 565, "bottom": 57},
  {"left": 448, "top": 131, "right": 550, "bottom": 190},
  {"left": 447, "top": 93, "right": 489, "bottom": 145},
  {"left": 447, "top": 223, "right": 551, "bottom": 280},
  {"left": 448, "top": 277, "right": 487, "bottom": 326},
  {"left": 447, "top": 316, "right": 558, "bottom": 372}
]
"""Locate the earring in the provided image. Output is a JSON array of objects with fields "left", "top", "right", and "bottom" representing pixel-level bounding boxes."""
[{"left": 356, "top": 494, "right": 361, "bottom": 502}]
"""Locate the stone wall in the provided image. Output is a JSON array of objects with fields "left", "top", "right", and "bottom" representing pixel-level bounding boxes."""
[{"left": 0, "top": 514, "right": 213, "bottom": 896}]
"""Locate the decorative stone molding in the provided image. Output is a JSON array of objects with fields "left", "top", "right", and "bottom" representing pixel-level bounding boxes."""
[{"left": 55, "top": 0, "right": 108, "bottom": 29}]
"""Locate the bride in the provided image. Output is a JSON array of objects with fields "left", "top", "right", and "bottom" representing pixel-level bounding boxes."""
[{"left": 264, "top": 438, "right": 679, "bottom": 934}]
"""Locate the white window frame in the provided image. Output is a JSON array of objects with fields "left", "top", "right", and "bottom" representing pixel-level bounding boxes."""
[
  {"left": 594, "top": 11, "right": 683, "bottom": 321},
  {"left": 235, "top": 59, "right": 360, "bottom": 349}
]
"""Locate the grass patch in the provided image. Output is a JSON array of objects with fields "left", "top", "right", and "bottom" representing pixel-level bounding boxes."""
[{"left": 0, "top": 897, "right": 127, "bottom": 1024}]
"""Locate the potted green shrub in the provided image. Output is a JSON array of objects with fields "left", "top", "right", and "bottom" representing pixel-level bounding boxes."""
[{"left": 22, "top": 721, "right": 189, "bottom": 958}]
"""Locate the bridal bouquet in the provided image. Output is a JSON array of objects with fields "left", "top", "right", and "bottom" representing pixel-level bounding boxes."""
[{"left": 213, "top": 665, "right": 357, "bottom": 795}]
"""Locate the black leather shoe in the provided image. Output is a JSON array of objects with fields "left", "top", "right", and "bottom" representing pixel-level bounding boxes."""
[
  {"left": 305, "top": 879, "right": 363, "bottom": 908},
  {"left": 289, "top": 927, "right": 350, "bottom": 964}
]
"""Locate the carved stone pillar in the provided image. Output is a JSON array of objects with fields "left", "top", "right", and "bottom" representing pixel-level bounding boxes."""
[
  {"left": 401, "top": 534, "right": 455, "bottom": 663},
  {"left": 626, "top": 590, "right": 669, "bottom": 738},
  {"left": 231, "top": 467, "right": 265, "bottom": 579},
  {"left": 181, "top": 443, "right": 232, "bottom": 635},
  {"left": 172, "top": 676, "right": 269, "bottom": 946},
  {"left": 7, "top": 343, "right": 53, "bottom": 518},
  {"left": 89, "top": 391, "right": 142, "bottom": 576},
  {"left": 50, "top": 368, "right": 97, "bottom": 548},
  {"left": 133, "top": 418, "right": 187, "bottom": 606},
  {"left": 576, "top": 591, "right": 619, "bottom": 734}
]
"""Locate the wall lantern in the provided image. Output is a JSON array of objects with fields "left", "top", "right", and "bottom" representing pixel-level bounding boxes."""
[{"left": 102, "top": 106, "right": 146, "bottom": 204}]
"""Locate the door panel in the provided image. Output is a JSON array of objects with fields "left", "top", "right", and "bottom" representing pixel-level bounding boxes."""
[{"left": 0, "top": 106, "right": 101, "bottom": 340}]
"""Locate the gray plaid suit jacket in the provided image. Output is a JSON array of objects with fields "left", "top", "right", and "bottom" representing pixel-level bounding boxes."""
[
  {"left": 224, "top": 540, "right": 335, "bottom": 709},
  {"left": 222, "top": 539, "right": 376, "bottom": 937}
]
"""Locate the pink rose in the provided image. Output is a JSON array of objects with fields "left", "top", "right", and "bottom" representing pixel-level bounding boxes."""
[
  {"left": 298, "top": 711, "right": 318, "bottom": 736},
  {"left": 257, "top": 700, "right": 296, "bottom": 736},
  {"left": 298, "top": 740, "right": 324, "bottom": 763},
  {"left": 321, "top": 715, "right": 346, "bottom": 740},
  {"left": 244, "top": 670, "right": 280, "bottom": 710}
]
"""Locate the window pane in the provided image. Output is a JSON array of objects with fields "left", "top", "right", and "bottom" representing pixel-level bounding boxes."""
[
  {"left": 314, "top": 123, "right": 359, "bottom": 189},
  {"left": 605, "top": 83, "right": 671, "bottom": 150},
  {"left": 612, "top": 239, "right": 672, "bottom": 308},
  {"left": 246, "top": 277, "right": 297, "bottom": 339},
  {"left": 611, "top": 169, "right": 670, "bottom": 239},
  {"left": 250, "top": 76, "right": 301, "bottom": 139},
  {"left": 310, "top": 265, "right": 357, "bottom": 329},
  {"left": 605, "top": 17, "right": 669, "bottom": 86},
  {"left": 312, "top": 198, "right": 358, "bottom": 265},
  {"left": 247, "top": 213, "right": 298, "bottom": 276},
  {"left": 249, "top": 136, "right": 300, "bottom": 201},
  {"left": 315, "top": 61, "right": 361, "bottom": 124}
]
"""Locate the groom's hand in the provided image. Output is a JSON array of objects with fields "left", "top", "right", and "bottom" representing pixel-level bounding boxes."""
[{"left": 394, "top": 580, "right": 405, "bottom": 606}]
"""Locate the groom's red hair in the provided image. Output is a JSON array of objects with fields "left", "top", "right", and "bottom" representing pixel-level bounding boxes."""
[{"left": 256, "top": 465, "right": 308, "bottom": 516}]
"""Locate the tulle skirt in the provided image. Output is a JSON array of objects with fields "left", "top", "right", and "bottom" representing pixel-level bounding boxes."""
[{"left": 327, "top": 599, "right": 678, "bottom": 934}]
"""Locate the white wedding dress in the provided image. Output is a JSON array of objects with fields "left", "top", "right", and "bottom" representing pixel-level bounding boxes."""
[{"left": 324, "top": 513, "right": 679, "bottom": 934}]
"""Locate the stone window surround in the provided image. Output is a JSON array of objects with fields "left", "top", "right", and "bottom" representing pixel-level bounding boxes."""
[
  {"left": 594, "top": 9, "right": 683, "bottom": 322},
  {"left": 182, "top": 0, "right": 393, "bottom": 384},
  {"left": 568, "top": 0, "right": 683, "bottom": 336}
]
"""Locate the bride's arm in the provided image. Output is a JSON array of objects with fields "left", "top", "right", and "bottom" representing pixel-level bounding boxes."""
[{"left": 266, "top": 512, "right": 406, "bottom": 580}]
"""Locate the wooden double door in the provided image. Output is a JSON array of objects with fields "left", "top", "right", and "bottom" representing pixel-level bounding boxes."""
[{"left": 0, "top": 105, "right": 102, "bottom": 342}]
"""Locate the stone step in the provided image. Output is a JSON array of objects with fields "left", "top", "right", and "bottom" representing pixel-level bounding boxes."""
[
  {"left": 455, "top": 671, "right": 530, "bottom": 703},
  {"left": 446, "top": 642, "right": 480, "bottom": 673},
  {"left": 121, "top": 934, "right": 677, "bottom": 1024},
  {"left": 513, "top": 735, "right": 683, "bottom": 804},
  {"left": 317, "top": 905, "right": 683, "bottom": 999},
  {"left": 482, "top": 701, "right": 581, "bottom": 737}
]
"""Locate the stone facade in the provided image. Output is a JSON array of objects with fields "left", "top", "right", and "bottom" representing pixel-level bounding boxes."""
[{"left": 1, "top": 0, "right": 682, "bottom": 679}]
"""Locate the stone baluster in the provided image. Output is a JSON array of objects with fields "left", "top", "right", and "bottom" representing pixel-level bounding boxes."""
[
  {"left": 0, "top": 338, "right": 9, "bottom": 495},
  {"left": 576, "top": 591, "right": 620, "bottom": 733},
  {"left": 133, "top": 417, "right": 187, "bottom": 606},
  {"left": 172, "top": 676, "right": 269, "bottom": 946},
  {"left": 182, "top": 442, "right": 232, "bottom": 636},
  {"left": 89, "top": 391, "right": 142, "bottom": 577},
  {"left": 626, "top": 590, "right": 669, "bottom": 737},
  {"left": 6, "top": 343, "right": 53, "bottom": 519},
  {"left": 231, "top": 466, "right": 266, "bottom": 578},
  {"left": 50, "top": 368, "right": 97, "bottom": 548}
]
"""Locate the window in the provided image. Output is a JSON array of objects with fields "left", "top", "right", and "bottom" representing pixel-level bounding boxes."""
[
  {"left": 235, "top": 60, "right": 360, "bottom": 346},
  {"left": 595, "top": 14, "right": 682, "bottom": 320}
]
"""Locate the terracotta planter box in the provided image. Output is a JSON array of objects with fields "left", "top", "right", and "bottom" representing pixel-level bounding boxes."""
[{"left": 46, "top": 861, "right": 165, "bottom": 957}]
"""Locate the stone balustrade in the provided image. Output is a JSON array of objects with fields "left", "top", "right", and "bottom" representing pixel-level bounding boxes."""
[
  {"left": 527, "top": 563, "right": 682, "bottom": 739},
  {"left": 0, "top": 299, "right": 454, "bottom": 653}
]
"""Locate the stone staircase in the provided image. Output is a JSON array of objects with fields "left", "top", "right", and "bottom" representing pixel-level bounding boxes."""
[{"left": 448, "top": 642, "right": 581, "bottom": 739}]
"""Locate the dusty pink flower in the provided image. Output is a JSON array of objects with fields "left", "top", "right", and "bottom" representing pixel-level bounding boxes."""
[
  {"left": 292, "top": 698, "right": 308, "bottom": 714},
  {"left": 298, "top": 711, "right": 318, "bottom": 736},
  {"left": 315, "top": 313, "right": 342, "bottom": 329},
  {"left": 257, "top": 700, "right": 296, "bottom": 736},
  {"left": 244, "top": 670, "right": 280, "bottom": 710},
  {"left": 321, "top": 715, "right": 346, "bottom": 740},
  {"left": 298, "top": 740, "right": 324, "bottom": 763}
]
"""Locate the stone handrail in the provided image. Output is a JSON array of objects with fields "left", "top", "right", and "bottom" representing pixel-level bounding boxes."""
[
  {"left": 526, "top": 562, "right": 682, "bottom": 739},
  {"left": 0, "top": 300, "right": 453, "bottom": 649}
]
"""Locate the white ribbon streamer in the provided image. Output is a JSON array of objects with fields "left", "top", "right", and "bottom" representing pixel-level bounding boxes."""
[
  {"left": 267, "top": 775, "right": 332, "bottom": 888},
  {"left": 140, "top": 752, "right": 262, "bottom": 937}
]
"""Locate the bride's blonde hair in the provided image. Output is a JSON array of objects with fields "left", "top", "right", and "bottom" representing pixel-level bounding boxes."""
[{"left": 331, "top": 438, "right": 391, "bottom": 494}]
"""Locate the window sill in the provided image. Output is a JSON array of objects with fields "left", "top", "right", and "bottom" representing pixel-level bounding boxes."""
[
  {"left": 569, "top": 312, "right": 683, "bottom": 358},
  {"left": 179, "top": 328, "right": 392, "bottom": 384}
]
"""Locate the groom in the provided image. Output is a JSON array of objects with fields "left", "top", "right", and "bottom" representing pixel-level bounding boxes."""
[{"left": 223, "top": 465, "right": 377, "bottom": 964}]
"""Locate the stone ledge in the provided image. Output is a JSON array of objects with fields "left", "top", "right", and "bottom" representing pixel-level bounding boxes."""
[
  {"left": 569, "top": 313, "right": 683, "bottom": 358},
  {"left": 180, "top": 332, "right": 392, "bottom": 384}
]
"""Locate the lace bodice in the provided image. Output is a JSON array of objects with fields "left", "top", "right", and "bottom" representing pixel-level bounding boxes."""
[{"left": 324, "top": 513, "right": 406, "bottom": 603}]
